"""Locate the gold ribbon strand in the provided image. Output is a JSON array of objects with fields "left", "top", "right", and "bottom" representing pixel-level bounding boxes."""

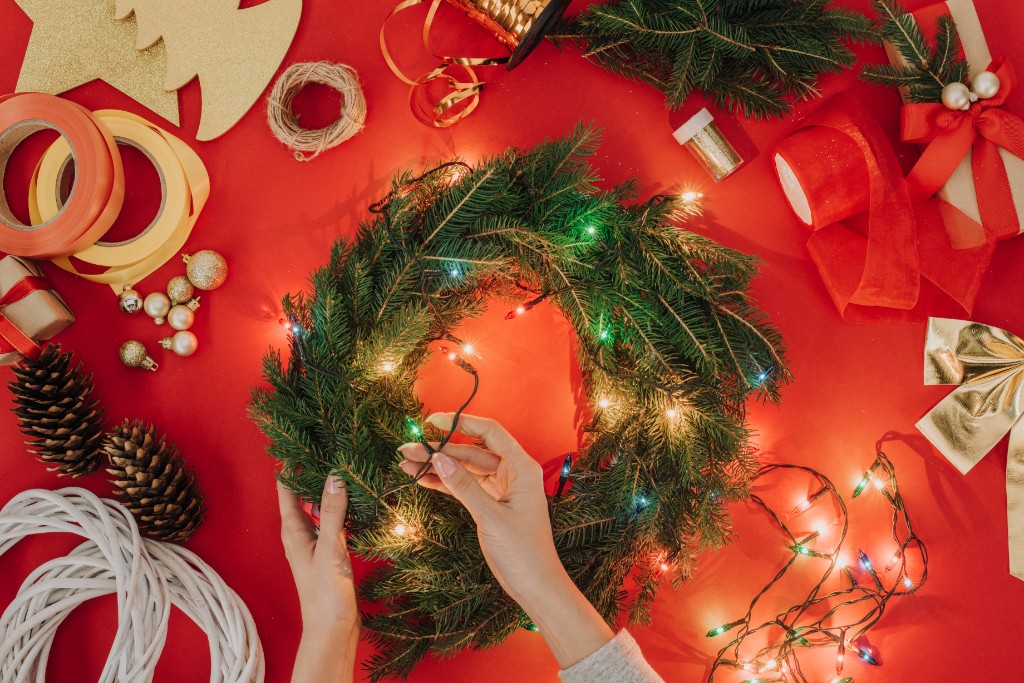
[{"left": 380, "top": 0, "right": 568, "bottom": 127}]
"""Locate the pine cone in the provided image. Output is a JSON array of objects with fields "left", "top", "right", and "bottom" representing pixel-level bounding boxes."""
[
  {"left": 9, "top": 344, "right": 105, "bottom": 478},
  {"left": 104, "top": 419, "right": 205, "bottom": 542}
]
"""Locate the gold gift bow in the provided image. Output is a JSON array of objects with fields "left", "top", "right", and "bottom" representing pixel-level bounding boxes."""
[{"left": 916, "top": 317, "right": 1024, "bottom": 580}]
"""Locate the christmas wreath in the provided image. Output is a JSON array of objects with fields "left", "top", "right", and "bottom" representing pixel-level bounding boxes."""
[{"left": 251, "top": 125, "right": 788, "bottom": 680}]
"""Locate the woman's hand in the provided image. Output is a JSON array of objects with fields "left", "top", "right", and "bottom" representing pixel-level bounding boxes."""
[
  {"left": 277, "top": 476, "right": 359, "bottom": 683},
  {"left": 398, "top": 413, "right": 614, "bottom": 669}
]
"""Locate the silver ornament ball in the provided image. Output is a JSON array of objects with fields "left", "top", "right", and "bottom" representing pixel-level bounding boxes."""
[
  {"left": 167, "top": 304, "right": 196, "bottom": 331},
  {"left": 167, "top": 276, "right": 195, "bottom": 305},
  {"left": 119, "top": 340, "right": 159, "bottom": 371},
  {"left": 972, "top": 70, "right": 1001, "bottom": 99},
  {"left": 161, "top": 331, "right": 199, "bottom": 357},
  {"left": 118, "top": 286, "right": 143, "bottom": 314},
  {"left": 942, "top": 82, "right": 972, "bottom": 111},
  {"left": 143, "top": 292, "right": 171, "bottom": 324},
  {"left": 184, "top": 250, "right": 228, "bottom": 291}
]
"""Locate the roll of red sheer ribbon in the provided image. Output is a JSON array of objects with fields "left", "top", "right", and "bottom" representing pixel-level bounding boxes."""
[{"left": 773, "top": 93, "right": 993, "bottom": 324}]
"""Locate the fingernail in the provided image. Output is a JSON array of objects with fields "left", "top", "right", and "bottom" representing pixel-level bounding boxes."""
[
  {"left": 328, "top": 476, "right": 342, "bottom": 494},
  {"left": 426, "top": 413, "right": 447, "bottom": 427},
  {"left": 433, "top": 453, "right": 456, "bottom": 478},
  {"left": 397, "top": 442, "right": 419, "bottom": 453},
  {"left": 311, "top": 503, "right": 320, "bottom": 519}
]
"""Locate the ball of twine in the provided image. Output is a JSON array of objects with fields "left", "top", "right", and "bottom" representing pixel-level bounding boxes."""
[{"left": 268, "top": 62, "right": 367, "bottom": 162}]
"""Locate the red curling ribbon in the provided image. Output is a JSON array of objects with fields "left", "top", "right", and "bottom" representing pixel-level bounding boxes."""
[
  {"left": 774, "top": 93, "right": 993, "bottom": 323},
  {"left": 0, "top": 275, "right": 51, "bottom": 361},
  {"left": 903, "top": 58, "right": 1024, "bottom": 244}
]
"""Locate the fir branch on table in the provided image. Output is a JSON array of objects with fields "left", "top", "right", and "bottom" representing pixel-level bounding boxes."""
[
  {"left": 250, "top": 123, "right": 789, "bottom": 680},
  {"left": 550, "top": 0, "right": 877, "bottom": 119},
  {"left": 861, "top": 0, "right": 970, "bottom": 102}
]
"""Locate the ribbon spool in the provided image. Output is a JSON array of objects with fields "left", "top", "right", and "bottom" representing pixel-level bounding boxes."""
[
  {"left": 774, "top": 124, "right": 870, "bottom": 227},
  {"left": 29, "top": 110, "right": 209, "bottom": 294},
  {"left": 382, "top": 0, "right": 570, "bottom": 127},
  {"left": 772, "top": 93, "right": 993, "bottom": 323},
  {"left": 0, "top": 93, "right": 124, "bottom": 259}
]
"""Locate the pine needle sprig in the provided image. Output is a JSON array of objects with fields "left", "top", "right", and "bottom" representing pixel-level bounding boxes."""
[
  {"left": 861, "top": 0, "right": 970, "bottom": 102},
  {"left": 551, "top": 0, "right": 877, "bottom": 118}
]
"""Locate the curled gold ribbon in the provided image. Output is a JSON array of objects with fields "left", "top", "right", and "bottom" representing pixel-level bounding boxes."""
[
  {"left": 917, "top": 317, "right": 1024, "bottom": 580},
  {"left": 380, "top": 0, "right": 567, "bottom": 127}
]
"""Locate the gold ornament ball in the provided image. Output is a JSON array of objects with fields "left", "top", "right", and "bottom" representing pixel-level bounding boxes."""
[
  {"left": 118, "top": 286, "right": 143, "bottom": 314},
  {"left": 167, "top": 276, "right": 195, "bottom": 305},
  {"left": 942, "top": 82, "right": 972, "bottom": 111},
  {"left": 119, "top": 341, "right": 159, "bottom": 371},
  {"left": 972, "top": 70, "right": 1001, "bottom": 99},
  {"left": 144, "top": 292, "right": 171, "bottom": 324},
  {"left": 167, "top": 304, "right": 196, "bottom": 331},
  {"left": 184, "top": 250, "right": 228, "bottom": 290},
  {"left": 161, "top": 331, "right": 199, "bottom": 357}
]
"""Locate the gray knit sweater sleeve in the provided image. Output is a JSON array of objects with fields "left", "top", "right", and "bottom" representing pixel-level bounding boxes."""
[{"left": 558, "top": 630, "right": 665, "bottom": 683}]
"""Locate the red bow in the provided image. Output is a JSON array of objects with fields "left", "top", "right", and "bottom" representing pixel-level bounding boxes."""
[
  {"left": 903, "top": 58, "right": 1024, "bottom": 242},
  {"left": 0, "top": 275, "right": 52, "bottom": 361}
]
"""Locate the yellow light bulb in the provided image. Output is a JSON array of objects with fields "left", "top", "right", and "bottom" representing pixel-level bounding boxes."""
[
  {"left": 599, "top": 398, "right": 610, "bottom": 408},
  {"left": 382, "top": 362, "right": 395, "bottom": 372},
  {"left": 393, "top": 523, "right": 407, "bottom": 536},
  {"left": 666, "top": 408, "right": 678, "bottom": 418},
  {"left": 463, "top": 344, "right": 474, "bottom": 355}
]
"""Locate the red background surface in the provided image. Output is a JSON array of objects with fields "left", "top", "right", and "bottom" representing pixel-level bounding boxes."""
[{"left": 2, "top": 0, "right": 1023, "bottom": 681}]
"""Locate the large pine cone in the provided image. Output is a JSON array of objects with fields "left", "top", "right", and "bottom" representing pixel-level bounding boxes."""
[
  {"left": 104, "top": 419, "right": 205, "bottom": 542},
  {"left": 9, "top": 344, "right": 105, "bottom": 477}
]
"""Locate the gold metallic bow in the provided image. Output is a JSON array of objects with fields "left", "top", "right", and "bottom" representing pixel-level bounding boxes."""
[{"left": 917, "top": 317, "right": 1024, "bottom": 580}]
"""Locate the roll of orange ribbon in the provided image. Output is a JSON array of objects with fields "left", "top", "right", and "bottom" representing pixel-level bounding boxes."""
[{"left": 0, "top": 93, "right": 124, "bottom": 258}]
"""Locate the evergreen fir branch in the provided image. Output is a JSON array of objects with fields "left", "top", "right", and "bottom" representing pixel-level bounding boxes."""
[
  {"left": 552, "top": 0, "right": 876, "bottom": 118},
  {"left": 861, "top": 0, "right": 970, "bottom": 102}
]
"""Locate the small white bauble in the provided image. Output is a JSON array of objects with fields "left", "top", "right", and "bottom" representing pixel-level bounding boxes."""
[
  {"left": 941, "top": 82, "right": 972, "bottom": 111},
  {"left": 971, "top": 70, "right": 1001, "bottom": 99},
  {"left": 143, "top": 292, "right": 171, "bottom": 324},
  {"left": 160, "top": 331, "right": 198, "bottom": 357},
  {"left": 167, "top": 304, "right": 196, "bottom": 331}
]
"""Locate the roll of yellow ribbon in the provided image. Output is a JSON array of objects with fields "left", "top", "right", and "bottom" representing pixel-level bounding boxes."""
[{"left": 29, "top": 111, "right": 210, "bottom": 293}]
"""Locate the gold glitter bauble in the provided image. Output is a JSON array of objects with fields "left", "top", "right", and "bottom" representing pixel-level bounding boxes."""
[
  {"left": 184, "top": 250, "right": 228, "bottom": 291},
  {"left": 119, "top": 341, "right": 158, "bottom": 371},
  {"left": 167, "top": 276, "right": 195, "bottom": 305}
]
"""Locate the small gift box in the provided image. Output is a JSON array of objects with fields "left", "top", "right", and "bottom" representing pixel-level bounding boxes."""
[
  {"left": 0, "top": 255, "right": 74, "bottom": 365},
  {"left": 884, "top": 0, "right": 1024, "bottom": 247}
]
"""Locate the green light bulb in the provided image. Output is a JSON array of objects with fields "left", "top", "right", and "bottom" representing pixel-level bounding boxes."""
[{"left": 852, "top": 473, "right": 871, "bottom": 497}]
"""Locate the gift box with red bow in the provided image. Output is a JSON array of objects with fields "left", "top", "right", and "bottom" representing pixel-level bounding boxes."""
[
  {"left": 0, "top": 255, "right": 74, "bottom": 366},
  {"left": 884, "top": 0, "right": 1024, "bottom": 249}
]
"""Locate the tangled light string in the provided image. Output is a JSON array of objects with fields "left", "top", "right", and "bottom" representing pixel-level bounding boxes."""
[
  {"left": 0, "top": 488, "right": 264, "bottom": 683},
  {"left": 708, "top": 453, "right": 927, "bottom": 682}
]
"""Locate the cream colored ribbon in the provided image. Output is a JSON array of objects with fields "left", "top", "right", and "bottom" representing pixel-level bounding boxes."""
[{"left": 916, "top": 317, "right": 1024, "bottom": 580}]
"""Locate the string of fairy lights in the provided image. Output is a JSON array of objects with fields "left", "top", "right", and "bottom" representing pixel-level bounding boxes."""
[{"left": 705, "top": 452, "right": 927, "bottom": 683}]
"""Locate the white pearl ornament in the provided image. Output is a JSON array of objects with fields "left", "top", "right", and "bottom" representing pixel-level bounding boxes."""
[
  {"left": 167, "top": 304, "right": 195, "bottom": 331},
  {"left": 161, "top": 331, "right": 199, "bottom": 357},
  {"left": 941, "top": 82, "right": 972, "bottom": 111},
  {"left": 143, "top": 292, "right": 171, "bottom": 324},
  {"left": 972, "top": 70, "right": 1001, "bottom": 100}
]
